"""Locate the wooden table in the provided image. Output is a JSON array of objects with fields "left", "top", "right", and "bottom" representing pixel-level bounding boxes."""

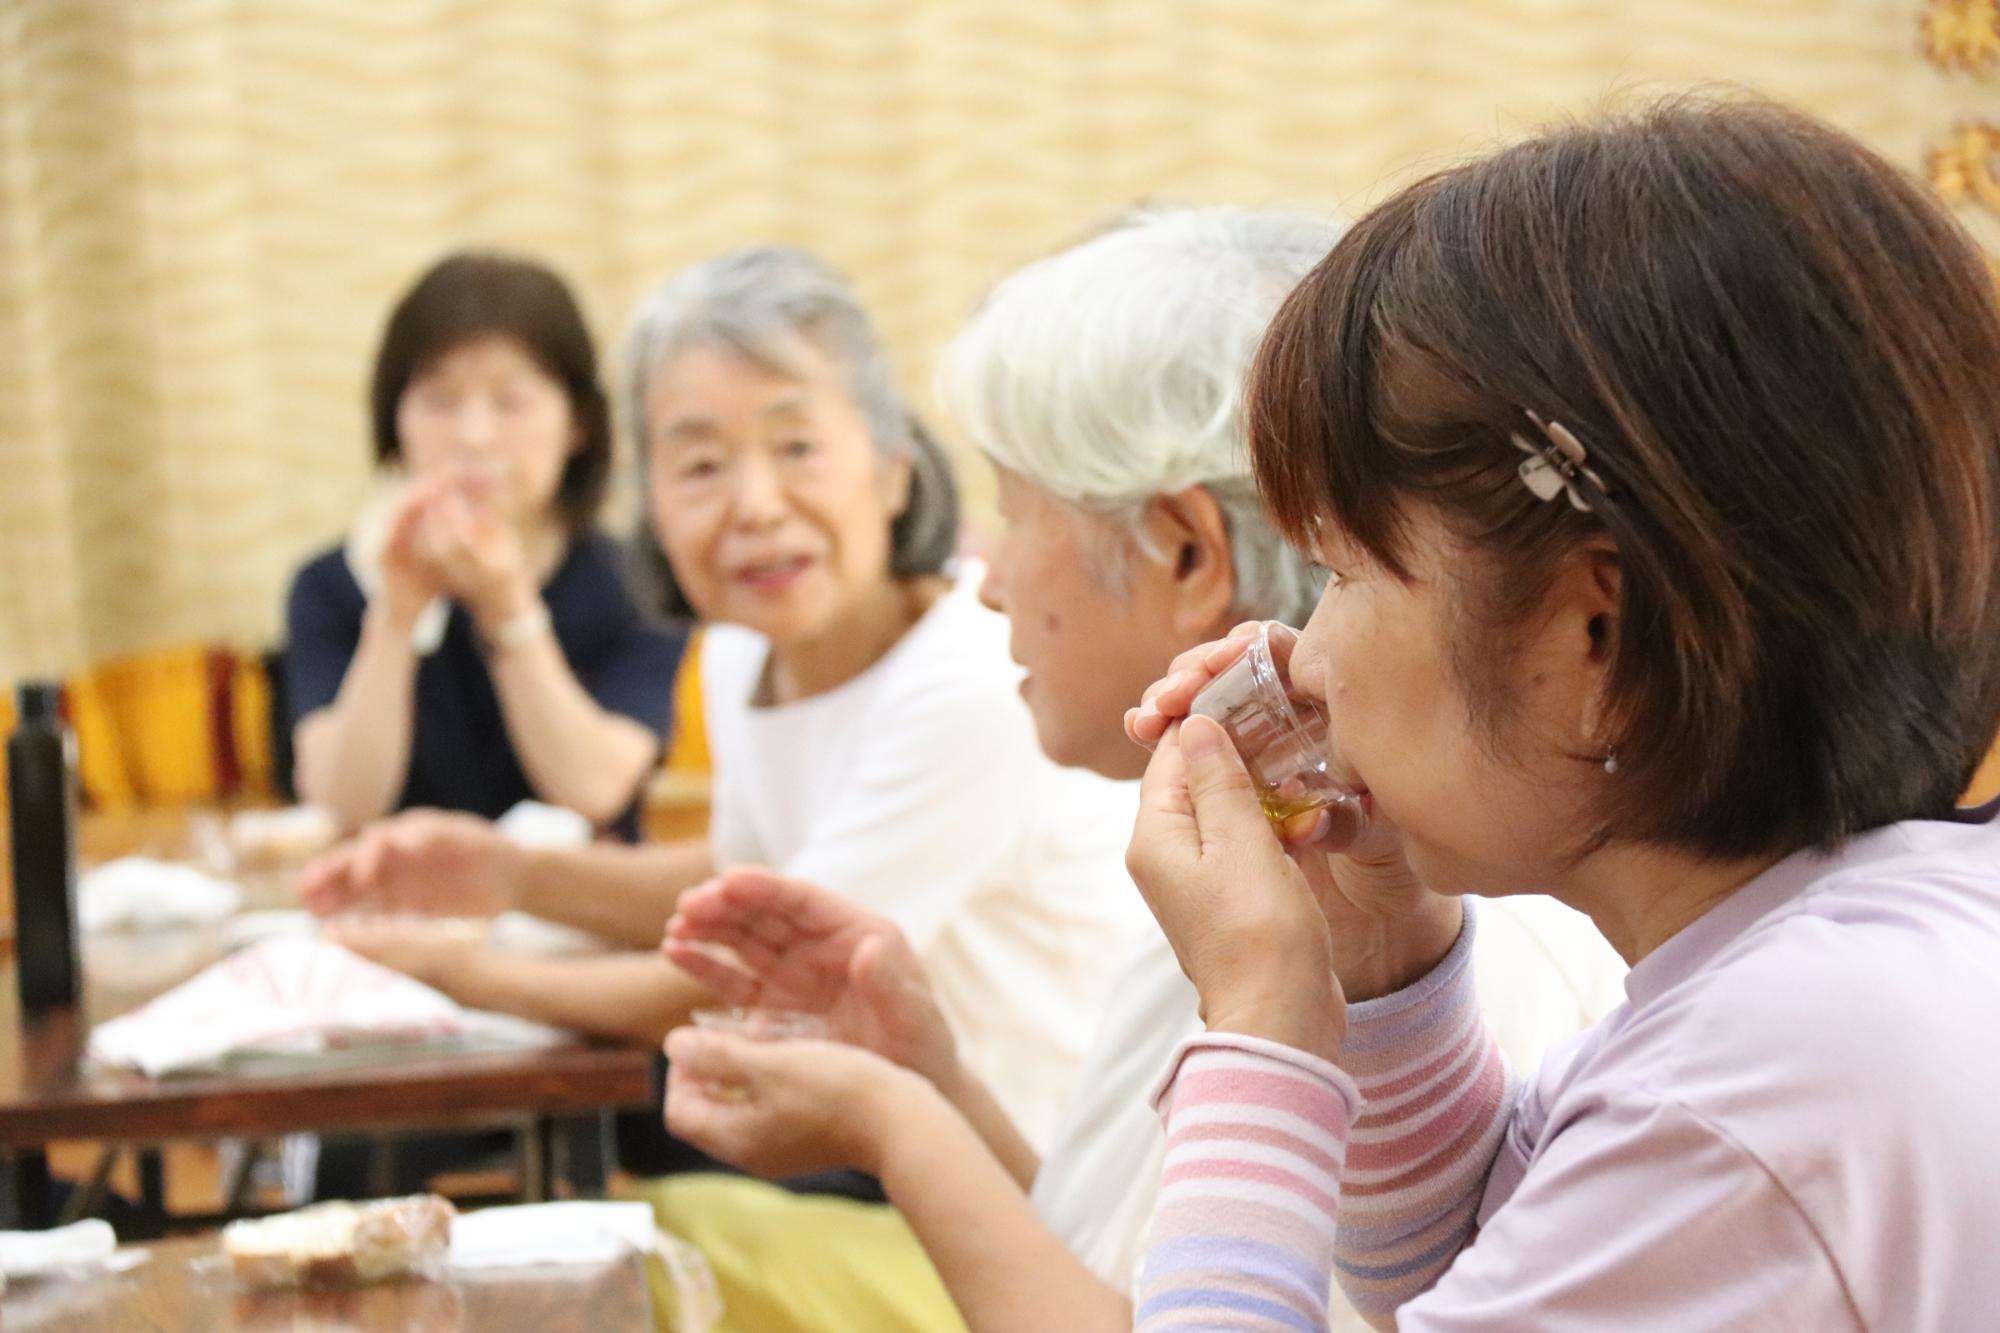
[
  {"left": 0, "top": 1234, "right": 655, "bottom": 1331},
  {"left": 0, "top": 807, "right": 656, "bottom": 1230}
]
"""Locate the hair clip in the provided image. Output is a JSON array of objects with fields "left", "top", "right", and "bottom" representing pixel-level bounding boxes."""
[{"left": 1509, "top": 411, "right": 1609, "bottom": 514}]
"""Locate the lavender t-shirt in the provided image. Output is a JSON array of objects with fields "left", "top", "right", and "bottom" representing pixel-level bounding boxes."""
[{"left": 1414, "top": 802, "right": 2000, "bottom": 1330}]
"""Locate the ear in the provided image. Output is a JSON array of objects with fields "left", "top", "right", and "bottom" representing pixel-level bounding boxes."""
[
  {"left": 1549, "top": 538, "right": 1623, "bottom": 746},
  {"left": 879, "top": 452, "right": 914, "bottom": 521},
  {"left": 1137, "top": 487, "right": 1236, "bottom": 637}
]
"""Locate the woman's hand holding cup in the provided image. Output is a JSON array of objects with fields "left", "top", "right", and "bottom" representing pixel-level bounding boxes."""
[
  {"left": 1128, "top": 622, "right": 1364, "bottom": 851},
  {"left": 1125, "top": 624, "right": 1465, "bottom": 1022},
  {"left": 376, "top": 475, "right": 454, "bottom": 632},
  {"left": 421, "top": 488, "right": 536, "bottom": 636},
  {"left": 1125, "top": 621, "right": 1263, "bottom": 750},
  {"left": 1128, "top": 714, "right": 1349, "bottom": 1060}
]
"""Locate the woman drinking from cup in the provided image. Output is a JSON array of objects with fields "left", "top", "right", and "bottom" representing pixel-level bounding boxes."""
[{"left": 1125, "top": 99, "right": 2000, "bottom": 1330}]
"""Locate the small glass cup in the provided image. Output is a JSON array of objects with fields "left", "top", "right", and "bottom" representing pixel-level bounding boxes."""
[
  {"left": 1190, "top": 622, "right": 1346, "bottom": 827},
  {"left": 689, "top": 1007, "right": 829, "bottom": 1041}
]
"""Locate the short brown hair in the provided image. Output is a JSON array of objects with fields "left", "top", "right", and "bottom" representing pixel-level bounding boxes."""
[
  {"left": 370, "top": 251, "right": 612, "bottom": 532},
  {"left": 1250, "top": 98, "right": 2000, "bottom": 858}
]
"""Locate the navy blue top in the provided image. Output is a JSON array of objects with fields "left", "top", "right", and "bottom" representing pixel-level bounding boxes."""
[{"left": 283, "top": 534, "right": 685, "bottom": 837}]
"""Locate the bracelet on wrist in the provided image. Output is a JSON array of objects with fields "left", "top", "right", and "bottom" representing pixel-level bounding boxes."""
[{"left": 484, "top": 601, "right": 552, "bottom": 654}]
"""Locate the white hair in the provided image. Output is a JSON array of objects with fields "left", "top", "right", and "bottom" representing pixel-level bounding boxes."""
[{"left": 936, "top": 206, "right": 1346, "bottom": 626}]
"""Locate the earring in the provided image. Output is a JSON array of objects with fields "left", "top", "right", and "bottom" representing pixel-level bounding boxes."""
[{"left": 1603, "top": 747, "right": 1619, "bottom": 775}]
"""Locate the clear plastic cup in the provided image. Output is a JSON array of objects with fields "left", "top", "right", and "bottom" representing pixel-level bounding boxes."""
[
  {"left": 689, "top": 1007, "right": 829, "bottom": 1041},
  {"left": 1189, "top": 622, "right": 1347, "bottom": 827}
]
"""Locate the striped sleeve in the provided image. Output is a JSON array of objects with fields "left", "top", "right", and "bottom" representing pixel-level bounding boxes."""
[
  {"left": 1134, "top": 907, "right": 1519, "bottom": 1331},
  {"left": 1333, "top": 904, "right": 1517, "bottom": 1320},
  {"left": 1136, "top": 1035, "right": 1360, "bottom": 1332}
]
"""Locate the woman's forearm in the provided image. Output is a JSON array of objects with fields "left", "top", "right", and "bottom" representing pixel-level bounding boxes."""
[
  {"left": 293, "top": 610, "right": 420, "bottom": 831},
  {"left": 934, "top": 1063, "right": 1042, "bottom": 1193},
  {"left": 485, "top": 626, "right": 661, "bottom": 825},
  {"left": 871, "top": 1075, "right": 1130, "bottom": 1333},
  {"left": 513, "top": 838, "right": 715, "bottom": 949},
  {"left": 440, "top": 949, "right": 709, "bottom": 1047}
]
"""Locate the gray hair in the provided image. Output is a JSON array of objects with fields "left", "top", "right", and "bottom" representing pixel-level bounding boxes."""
[
  {"left": 625, "top": 246, "right": 913, "bottom": 466},
  {"left": 621, "top": 246, "right": 957, "bottom": 617},
  {"left": 935, "top": 206, "right": 1345, "bottom": 626}
]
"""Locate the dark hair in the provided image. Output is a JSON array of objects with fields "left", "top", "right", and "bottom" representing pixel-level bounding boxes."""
[
  {"left": 629, "top": 416, "right": 960, "bottom": 622},
  {"left": 1250, "top": 97, "right": 2000, "bottom": 859},
  {"left": 370, "top": 251, "right": 612, "bottom": 533}
]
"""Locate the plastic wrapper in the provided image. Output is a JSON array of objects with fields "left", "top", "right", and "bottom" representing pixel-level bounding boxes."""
[
  {"left": 228, "top": 805, "right": 340, "bottom": 871},
  {"left": 222, "top": 1195, "right": 455, "bottom": 1288}
]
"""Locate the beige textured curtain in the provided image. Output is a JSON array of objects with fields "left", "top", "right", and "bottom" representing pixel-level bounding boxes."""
[{"left": 1, "top": 0, "right": 1992, "bottom": 679}]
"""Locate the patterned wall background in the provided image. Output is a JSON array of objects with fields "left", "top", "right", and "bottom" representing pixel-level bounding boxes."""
[{"left": 1, "top": 0, "right": 1995, "bottom": 679}]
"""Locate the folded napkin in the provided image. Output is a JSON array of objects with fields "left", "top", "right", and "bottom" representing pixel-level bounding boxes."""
[
  {"left": 450, "top": 1201, "right": 657, "bottom": 1270},
  {"left": 79, "top": 856, "right": 242, "bottom": 933},
  {"left": 0, "top": 1220, "right": 117, "bottom": 1277},
  {"left": 90, "top": 937, "right": 469, "bottom": 1077}
]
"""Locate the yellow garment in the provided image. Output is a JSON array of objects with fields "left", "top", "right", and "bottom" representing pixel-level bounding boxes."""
[
  {"left": 63, "top": 674, "right": 136, "bottom": 810},
  {"left": 78, "top": 644, "right": 218, "bottom": 804},
  {"left": 664, "top": 629, "right": 711, "bottom": 779},
  {"left": 231, "top": 653, "right": 277, "bottom": 800},
  {"left": 10, "top": 644, "right": 282, "bottom": 809},
  {"left": 623, "top": 1174, "right": 967, "bottom": 1333},
  {"left": 1970, "top": 735, "right": 2000, "bottom": 806}
]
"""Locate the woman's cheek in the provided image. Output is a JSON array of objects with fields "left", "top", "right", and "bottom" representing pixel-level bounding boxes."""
[{"left": 659, "top": 531, "right": 721, "bottom": 612}]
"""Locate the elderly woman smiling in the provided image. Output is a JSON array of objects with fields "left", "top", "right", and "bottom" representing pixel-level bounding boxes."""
[
  {"left": 654, "top": 208, "right": 1625, "bottom": 1333},
  {"left": 1125, "top": 100, "right": 2000, "bottom": 1330}
]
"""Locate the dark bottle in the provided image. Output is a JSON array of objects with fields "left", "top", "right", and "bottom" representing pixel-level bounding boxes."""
[{"left": 9, "top": 681, "right": 80, "bottom": 1009}]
